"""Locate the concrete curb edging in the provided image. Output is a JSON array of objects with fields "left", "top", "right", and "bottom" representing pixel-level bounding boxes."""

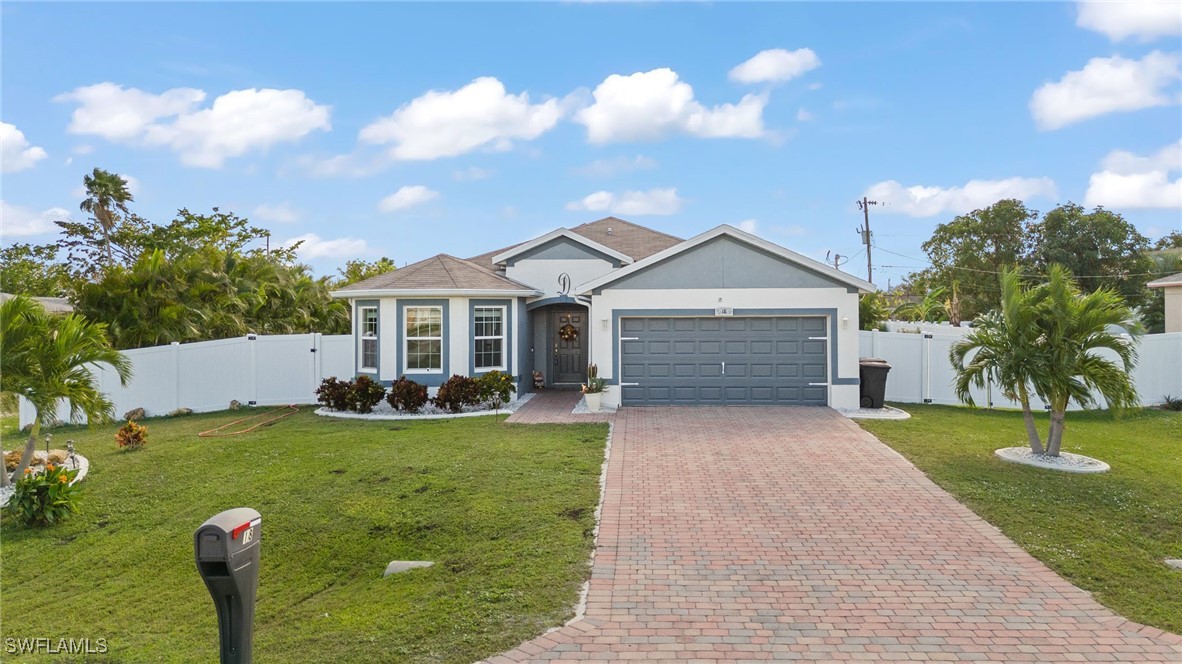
[{"left": 994, "top": 446, "right": 1111, "bottom": 473}]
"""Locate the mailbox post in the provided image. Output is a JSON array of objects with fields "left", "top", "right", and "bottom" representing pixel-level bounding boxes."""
[{"left": 195, "top": 508, "right": 262, "bottom": 664}]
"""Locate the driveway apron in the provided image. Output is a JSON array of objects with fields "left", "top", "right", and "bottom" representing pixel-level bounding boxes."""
[{"left": 485, "top": 407, "right": 1182, "bottom": 662}]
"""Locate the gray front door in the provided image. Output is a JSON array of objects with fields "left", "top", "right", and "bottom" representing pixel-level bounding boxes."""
[
  {"left": 553, "top": 311, "right": 587, "bottom": 384},
  {"left": 619, "top": 316, "right": 828, "bottom": 405}
]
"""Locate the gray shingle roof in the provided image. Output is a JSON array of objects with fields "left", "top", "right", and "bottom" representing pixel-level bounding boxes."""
[
  {"left": 1147, "top": 272, "right": 1182, "bottom": 288},
  {"left": 468, "top": 217, "right": 683, "bottom": 270},
  {"left": 336, "top": 254, "right": 536, "bottom": 292}
]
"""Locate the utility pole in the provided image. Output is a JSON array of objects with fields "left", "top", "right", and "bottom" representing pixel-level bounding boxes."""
[{"left": 856, "top": 197, "right": 879, "bottom": 284}]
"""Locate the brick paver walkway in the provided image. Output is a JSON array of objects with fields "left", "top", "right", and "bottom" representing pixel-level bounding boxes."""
[
  {"left": 485, "top": 407, "right": 1182, "bottom": 662},
  {"left": 506, "top": 390, "right": 615, "bottom": 424}
]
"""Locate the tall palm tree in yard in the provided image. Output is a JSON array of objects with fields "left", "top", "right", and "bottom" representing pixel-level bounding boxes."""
[
  {"left": 950, "top": 265, "right": 1139, "bottom": 458},
  {"left": 79, "top": 168, "right": 135, "bottom": 269},
  {"left": 951, "top": 268, "right": 1051, "bottom": 454},
  {"left": 0, "top": 296, "right": 131, "bottom": 486}
]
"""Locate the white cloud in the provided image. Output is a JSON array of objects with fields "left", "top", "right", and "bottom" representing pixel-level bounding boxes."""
[
  {"left": 72, "top": 144, "right": 94, "bottom": 155},
  {"left": 452, "top": 166, "right": 493, "bottom": 181},
  {"left": 864, "top": 177, "right": 1059, "bottom": 217},
  {"left": 807, "top": 82, "right": 823, "bottom": 91},
  {"left": 1, "top": 122, "right": 48, "bottom": 173},
  {"left": 1029, "top": 51, "right": 1181, "bottom": 130},
  {"left": 283, "top": 233, "right": 369, "bottom": 260},
  {"left": 55, "top": 83, "right": 331, "bottom": 168},
  {"left": 1084, "top": 140, "right": 1182, "bottom": 209},
  {"left": 735, "top": 219, "right": 759, "bottom": 234},
  {"left": 729, "top": 48, "right": 822, "bottom": 84},
  {"left": 1077, "top": 1, "right": 1182, "bottom": 42},
  {"left": 796, "top": 108, "right": 815, "bottom": 122},
  {"left": 575, "top": 68, "right": 766, "bottom": 143},
  {"left": 359, "top": 77, "right": 563, "bottom": 161},
  {"left": 565, "top": 187, "right": 682, "bottom": 216},
  {"left": 574, "top": 154, "right": 657, "bottom": 177},
  {"left": 253, "top": 202, "right": 300, "bottom": 223},
  {"left": 0, "top": 201, "right": 69, "bottom": 237},
  {"left": 378, "top": 185, "right": 440, "bottom": 213}
]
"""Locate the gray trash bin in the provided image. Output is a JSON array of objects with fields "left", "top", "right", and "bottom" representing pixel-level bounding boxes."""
[{"left": 859, "top": 358, "right": 891, "bottom": 409}]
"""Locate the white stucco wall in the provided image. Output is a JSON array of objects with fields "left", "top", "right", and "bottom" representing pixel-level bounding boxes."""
[
  {"left": 507, "top": 259, "right": 615, "bottom": 297},
  {"left": 1163, "top": 287, "right": 1182, "bottom": 334},
  {"left": 588, "top": 287, "right": 862, "bottom": 409}
]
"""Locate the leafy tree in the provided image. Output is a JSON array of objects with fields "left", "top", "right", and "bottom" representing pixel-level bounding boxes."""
[
  {"left": 1143, "top": 250, "right": 1182, "bottom": 333},
  {"left": 78, "top": 168, "right": 134, "bottom": 269},
  {"left": 55, "top": 213, "right": 153, "bottom": 278},
  {"left": 336, "top": 257, "right": 396, "bottom": 286},
  {"left": 0, "top": 296, "right": 131, "bottom": 486},
  {"left": 917, "top": 199, "right": 1038, "bottom": 319},
  {"left": 1154, "top": 230, "right": 1182, "bottom": 250},
  {"left": 0, "top": 243, "right": 70, "bottom": 296},
  {"left": 858, "top": 292, "right": 888, "bottom": 331},
  {"left": 1031, "top": 203, "right": 1154, "bottom": 309},
  {"left": 951, "top": 268, "right": 1053, "bottom": 454}
]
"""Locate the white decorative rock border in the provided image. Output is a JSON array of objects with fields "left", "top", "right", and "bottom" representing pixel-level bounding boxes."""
[
  {"left": 0, "top": 451, "right": 91, "bottom": 508},
  {"left": 315, "top": 393, "right": 533, "bottom": 421},
  {"left": 994, "top": 446, "right": 1110, "bottom": 473},
  {"left": 838, "top": 405, "right": 911, "bottom": 420}
]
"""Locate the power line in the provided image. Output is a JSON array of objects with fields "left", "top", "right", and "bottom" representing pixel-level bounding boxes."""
[{"left": 870, "top": 243, "right": 1175, "bottom": 279}]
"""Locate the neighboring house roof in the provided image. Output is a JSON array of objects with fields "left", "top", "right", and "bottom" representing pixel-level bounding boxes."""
[
  {"left": 0, "top": 292, "right": 74, "bottom": 314},
  {"left": 468, "top": 216, "right": 683, "bottom": 269},
  {"left": 1147, "top": 272, "right": 1182, "bottom": 288},
  {"left": 331, "top": 254, "right": 540, "bottom": 298},
  {"left": 491, "top": 228, "right": 635, "bottom": 265},
  {"left": 575, "top": 225, "right": 877, "bottom": 295}
]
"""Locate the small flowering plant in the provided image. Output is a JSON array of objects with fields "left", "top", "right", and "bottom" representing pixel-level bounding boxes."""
[
  {"left": 5, "top": 463, "right": 83, "bottom": 527},
  {"left": 115, "top": 420, "right": 149, "bottom": 451},
  {"left": 476, "top": 370, "right": 517, "bottom": 410}
]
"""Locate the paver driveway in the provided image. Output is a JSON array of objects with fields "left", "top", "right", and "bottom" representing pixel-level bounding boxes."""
[{"left": 486, "top": 407, "right": 1182, "bottom": 662}]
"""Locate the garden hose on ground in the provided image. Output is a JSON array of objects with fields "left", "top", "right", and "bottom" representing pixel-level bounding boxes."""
[{"left": 197, "top": 405, "right": 301, "bottom": 437}]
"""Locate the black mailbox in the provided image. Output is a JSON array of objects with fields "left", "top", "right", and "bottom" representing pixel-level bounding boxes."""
[{"left": 195, "top": 508, "right": 262, "bottom": 664}]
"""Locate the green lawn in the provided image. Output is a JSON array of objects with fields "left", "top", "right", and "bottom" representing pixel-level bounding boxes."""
[
  {"left": 859, "top": 405, "right": 1182, "bottom": 635},
  {"left": 1, "top": 408, "right": 607, "bottom": 662}
]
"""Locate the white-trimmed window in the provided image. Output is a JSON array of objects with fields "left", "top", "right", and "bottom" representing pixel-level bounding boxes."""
[
  {"left": 404, "top": 306, "right": 443, "bottom": 372},
  {"left": 359, "top": 306, "right": 378, "bottom": 371},
  {"left": 473, "top": 306, "right": 505, "bottom": 371}
]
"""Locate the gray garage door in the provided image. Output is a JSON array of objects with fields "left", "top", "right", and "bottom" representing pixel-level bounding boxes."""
[{"left": 619, "top": 316, "right": 828, "bottom": 406}]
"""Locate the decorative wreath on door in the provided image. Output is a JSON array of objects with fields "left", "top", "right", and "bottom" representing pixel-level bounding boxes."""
[{"left": 558, "top": 323, "right": 579, "bottom": 342}]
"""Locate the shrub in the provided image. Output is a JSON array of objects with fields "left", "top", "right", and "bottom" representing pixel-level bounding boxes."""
[
  {"left": 350, "top": 375, "right": 387, "bottom": 414},
  {"left": 388, "top": 376, "right": 429, "bottom": 413},
  {"left": 316, "top": 377, "right": 353, "bottom": 411},
  {"left": 5, "top": 463, "right": 83, "bottom": 527},
  {"left": 1161, "top": 395, "right": 1182, "bottom": 412},
  {"left": 115, "top": 420, "right": 149, "bottom": 451},
  {"left": 476, "top": 371, "right": 516, "bottom": 409},
  {"left": 433, "top": 374, "right": 480, "bottom": 413}
]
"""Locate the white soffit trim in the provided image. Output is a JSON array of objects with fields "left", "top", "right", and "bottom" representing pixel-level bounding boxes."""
[
  {"left": 575, "top": 224, "right": 877, "bottom": 294},
  {"left": 491, "top": 228, "right": 634, "bottom": 265}
]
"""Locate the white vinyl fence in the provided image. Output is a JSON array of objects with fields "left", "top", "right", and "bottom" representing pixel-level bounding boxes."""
[
  {"left": 859, "top": 330, "right": 1182, "bottom": 410},
  {"left": 18, "top": 334, "right": 353, "bottom": 429}
]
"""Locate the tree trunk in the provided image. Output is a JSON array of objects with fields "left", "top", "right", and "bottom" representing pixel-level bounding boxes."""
[
  {"left": 1017, "top": 384, "right": 1044, "bottom": 455},
  {"left": 9, "top": 420, "right": 42, "bottom": 484},
  {"left": 1047, "top": 408, "right": 1067, "bottom": 457}
]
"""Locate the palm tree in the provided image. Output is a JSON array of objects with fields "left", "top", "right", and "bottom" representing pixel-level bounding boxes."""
[
  {"left": 0, "top": 296, "right": 131, "bottom": 486},
  {"left": 79, "top": 168, "right": 135, "bottom": 269},
  {"left": 950, "top": 268, "right": 1050, "bottom": 454},
  {"left": 950, "top": 265, "right": 1140, "bottom": 458},
  {"left": 893, "top": 286, "right": 949, "bottom": 323},
  {"left": 1037, "top": 265, "right": 1140, "bottom": 456}
]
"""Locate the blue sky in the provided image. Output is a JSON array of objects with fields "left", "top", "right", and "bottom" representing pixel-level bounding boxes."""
[{"left": 2, "top": 1, "right": 1180, "bottom": 286}]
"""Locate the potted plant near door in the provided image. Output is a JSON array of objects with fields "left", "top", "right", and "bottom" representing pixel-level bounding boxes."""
[{"left": 582, "top": 364, "right": 606, "bottom": 412}]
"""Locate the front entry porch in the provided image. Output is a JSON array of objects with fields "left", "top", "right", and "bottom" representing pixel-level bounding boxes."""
[{"left": 527, "top": 302, "right": 590, "bottom": 389}]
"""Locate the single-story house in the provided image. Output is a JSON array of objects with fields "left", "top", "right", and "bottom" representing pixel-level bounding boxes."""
[
  {"left": 0, "top": 292, "right": 74, "bottom": 314},
  {"left": 1148, "top": 272, "right": 1182, "bottom": 333},
  {"left": 331, "top": 217, "right": 874, "bottom": 409}
]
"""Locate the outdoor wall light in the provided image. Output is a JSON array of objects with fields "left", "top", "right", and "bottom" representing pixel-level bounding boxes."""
[
  {"left": 841, "top": 315, "right": 849, "bottom": 329},
  {"left": 601, "top": 318, "right": 609, "bottom": 331}
]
